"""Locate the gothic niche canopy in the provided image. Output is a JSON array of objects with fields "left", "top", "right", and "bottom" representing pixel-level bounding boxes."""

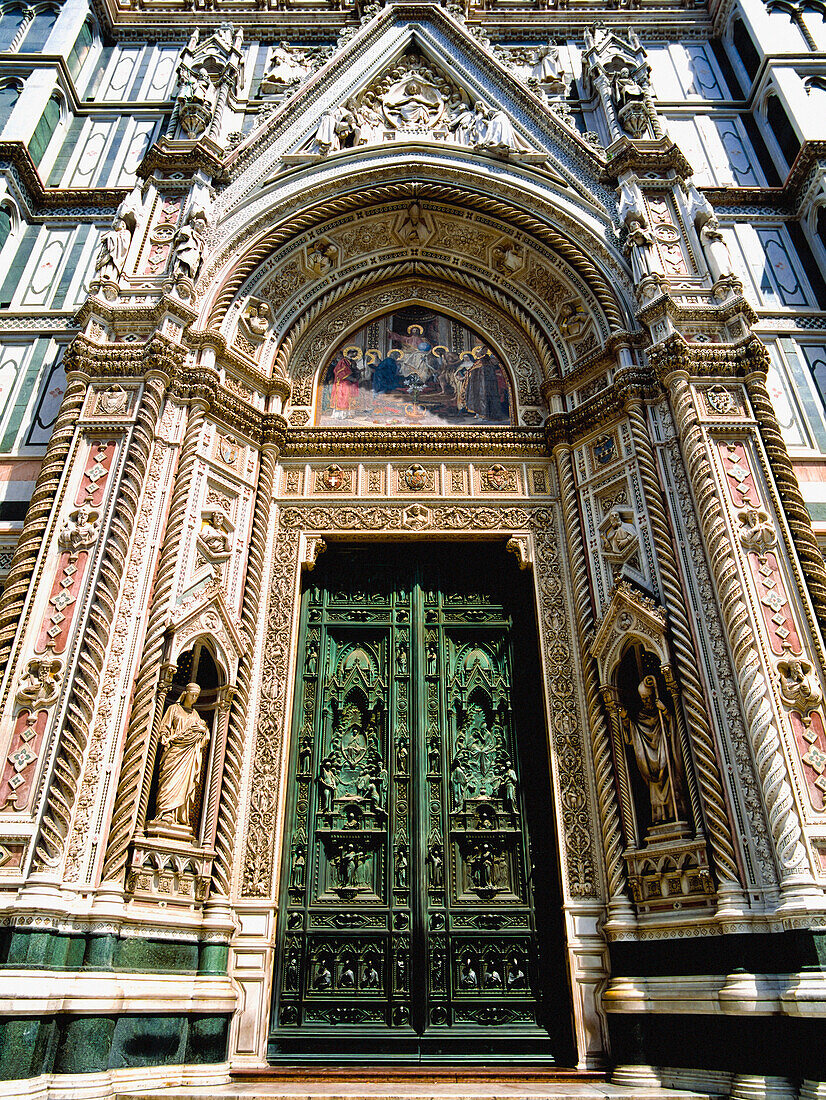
[{"left": 316, "top": 305, "right": 513, "bottom": 427}]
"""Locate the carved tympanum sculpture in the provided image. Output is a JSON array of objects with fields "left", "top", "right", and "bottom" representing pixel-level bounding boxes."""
[
  {"left": 154, "top": 683, "right": 211, "bottom": 829},
  {"left": 623, "top": 674, "right": 688, "bottom": 827}
]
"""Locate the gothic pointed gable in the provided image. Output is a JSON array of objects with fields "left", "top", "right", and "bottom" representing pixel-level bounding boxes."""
[{"left": 219, "top": 3, "right": 612, "bottom": 216}]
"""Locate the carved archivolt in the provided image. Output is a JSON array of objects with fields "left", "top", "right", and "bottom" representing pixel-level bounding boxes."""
[
  {"left": 201, "top": 177, "right": 631, "bottom": 339},
  {"left": 240, "top": 503, "right": 597, "bottom": 903}
]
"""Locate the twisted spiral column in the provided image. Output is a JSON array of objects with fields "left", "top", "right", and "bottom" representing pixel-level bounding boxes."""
[
  {"left": 623, "top": 394, "right": 744, "bottom": 907},
  {"left": 101, "top": 386, "right": 212, "bottom": 884},
  {"left": 745, "top": 367, "right": 826, "bottom": 636},
  {"left": 667, "top": 369, "right": 812, "bottom": 895},
  {"left": 210, "top": 420, "right": 283, "bottom": 897},
  {"left": 0, "top": 375, "right": 87, "bottom": 696},
  {"left": 554, "top": 444, "right": 632, "bottom": 922},
  {"left": 33, "top": 374, "right": 167, "bottom": 871}
]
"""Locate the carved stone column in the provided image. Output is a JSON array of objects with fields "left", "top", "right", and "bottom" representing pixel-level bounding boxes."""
[
  {"left": 616, "top": 371, "right": 745, "bottom": 913},
  {"left": 101, "top": 364, "right": 219, "bottom": 886},
  {"left": 210, "top": 413, "right": 286, "bottom": 898},
  {"left": 744, "top": 362, "right": 826, "bottom": 633},
  {"left": 657, "top": 348, "right": 818, "bottom": 905},
  {"left": 553, "top": 440, "right": 633, "bottom": 926},
  {"left": 28, "top": 338, "right": 178, "bottom": 876},
  {"left": 0, "top": 369, "right": 87, "bottom": 692}
]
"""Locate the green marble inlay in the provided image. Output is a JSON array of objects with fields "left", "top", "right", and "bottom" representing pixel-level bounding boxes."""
[
  {"left": 0, "top": 928, "right": 225, "bottom": 974},
  {"left": 0, "top": 1013, "right": 229, "bottom": 1081}
]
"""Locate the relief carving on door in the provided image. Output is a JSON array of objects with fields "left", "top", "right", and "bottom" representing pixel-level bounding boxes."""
[{"left": 269, "top": 544, "right": 572, "bottom": 1059}]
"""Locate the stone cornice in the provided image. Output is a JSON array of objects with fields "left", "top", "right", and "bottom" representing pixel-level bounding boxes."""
[
  {"left": 282, "top": 426, "right": 546, "bottom": 457},
  {"left": 703, "top": 140, "right": 826, "bottom": 216},
  {"left": 0, "top": 143, "right": 128, "bottom": 213},
  {"left": 602, "top": 136, "right": 694, "bottom": 183},
  {"left": 647, "top": 332, "right": 771, "bottom": 383}
]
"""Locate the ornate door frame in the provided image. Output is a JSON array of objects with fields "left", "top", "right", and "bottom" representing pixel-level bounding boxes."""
[{"left": 228, "top": 462, "right": 610, "bottom": 1071}]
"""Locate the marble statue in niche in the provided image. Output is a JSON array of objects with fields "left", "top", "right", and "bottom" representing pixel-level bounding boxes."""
[
  {"left": 620, "top": 669, "right": 688, "bottom": 830},
  {"left": 153, "top": 683, "right": 211, "bottom": 830}
]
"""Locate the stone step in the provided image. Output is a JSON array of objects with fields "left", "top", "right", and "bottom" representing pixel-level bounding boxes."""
[{"left": 117, "top": 1085, "right": 715, "bottom": 1100}]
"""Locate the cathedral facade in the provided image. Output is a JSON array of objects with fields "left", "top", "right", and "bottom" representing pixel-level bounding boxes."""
[{"left": 0, "top": 0, "right": 824, "bottom": 1094}]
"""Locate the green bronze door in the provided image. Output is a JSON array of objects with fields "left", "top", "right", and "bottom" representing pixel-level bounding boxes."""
[{"left": 270, "top": 543, "right": 572, "bottom": 1062}]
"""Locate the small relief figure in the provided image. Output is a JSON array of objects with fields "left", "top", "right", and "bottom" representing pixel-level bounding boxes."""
[
  {"left": 600, "top": 508, "right": 638, "bottom": 563},
  {"left": 154, "top": 683, "right": 211, "bottom": 830},
  {"left": 396, "top": 641, "right": 409, "bottom": 677},
  {"left": 485, "top": 965, "right": 503, "bottom": 989},
  {"left": 398, "top": 202, "right": 430, "bottom": 244},
  {"left": 344, "top": 807, "right": 361, "bottom": 829},
  {"left": 337, "top": 842, "right": 360, "bottom": 887},
  {"left": 15, "top": 657, "right": 62, "bottom": 710},
  {"left": 426, "top": 640, "right": 437, "bottom": 677},
  {"left": 396, "top": 955, "right": 408, "bottom": 990},
  {"left": 396, "top": 734, "right": 409, "bottom": 773},
  {"left": 93, "top": 216, "right": 133, "bottom": 287},
  {"left": 307, "top": 240, "right": 337, "bottom": 276},
  {"left": 298, "top": 734, "right": 313, "bottom": 773},
  {"left": 290, "top": 845, "right": 306, "bottom": 889},
  {"left": 500, "top": 759, "right": 518, "bottom": 812},
  {"left": 242, "top": 300, "right": 271, "bottom": 338},
  {"left": 447, "top": 97, "right": 482, "bottom": 146},
  {"left": 622, "top": 675, "right": 688, "bottom": 827},
  {"left": 492, "top": 240, "right": 522, "bottom": 274},
  {"left": 626, "top": 215, "right": 657, "bottom": 284},
  {"left": 403, "top": 463, "right": 428, "bottom": 491},
  {"left": 558, "top": 300, "right": 588, "bottom": 340},
  {"left": 313, "top": 100, "right": 357, "bottom": 155},
  {"left": 306, "top": 639, "right": 319, "bottom": 677},
  {"left": 314, "top": 961, "right": 333, "bottom": 990},
  {"left": 58, "top": 504, "right": 99, "bottom": 554},
  {"left": 285, "top": 949, "right": 300, "bottom": 989},
  {"left": 474, "top": 842, "right": 495, "bottom": 890},
  {"left": 738, "top": 504, "right": 777, "bottom": 558},
  {"left": 777, "top": 656, "right": 824, "bottom": 725},
  {"left": 427, "top": 733, "right": 440, "bottom": 774},
  {"left": 340, "top": 962, "right": 356, "bottom": 988},
  {"left": 460, "top": 958, "right": 478, "bottom": 989},
  {"left": 260, "top": 41, "right": 308, "bottom": 92},
  {"left": 477, "top": 106, "right": 526, "bottom": 156},
  {"left": 199, "top": 510, "right": 232, "bottom": 558},
  {"left": 427, "top": 842, "right": 444, "bottom": 888},
  {"left": 394, "top": 842, "right": 409, "bottom": 888},
  {"left": 363, "top": 959, "right": 380, "bottom": 988},
  {"left": 170, "top": 211, "right": 208, "bottom": 286},
  {"left": 611, "top": 65, "right": 651, "bottom": 136},
  {"left": 96, "top": 385, "right": 129, "bottom": 416},
  {"left": 382, "top": 76, "right": 443, "bottom": 130},
  {"left": 450, "top": 755, "right": 468, "bottom": 810},
  {"left": 354, "top": 104, "right": 384, "bottom": 145},
  {"left": 317, "top": 757, "right": 337, "bottom": 812},
  {"left": 699, "top": 216, "right": 735, "bottom": 284},
  {"left": 530, "top": 42, "right": 563, "bottom": 88},
  {"left": 508, "top": 957, "right": 526, "bottom": 990}
]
